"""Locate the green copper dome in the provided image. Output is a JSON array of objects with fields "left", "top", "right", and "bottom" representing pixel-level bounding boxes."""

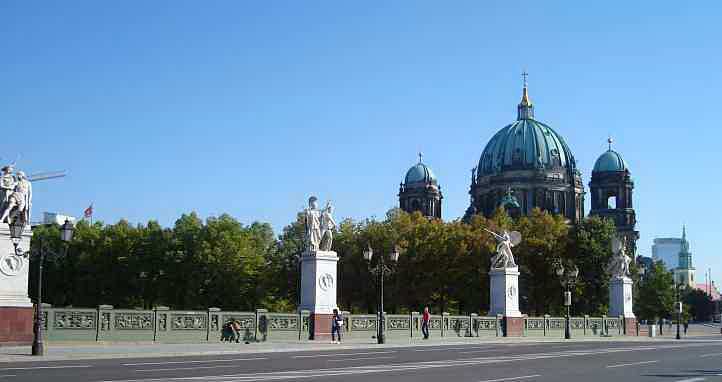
[
  {"left": 477, "top": 119, "right": 577, "bottom": 176},
  {"left": 405, "top": 154, "right": 437, "bottom": 185},
  {"left": 477, "top": 83, "right": 577, "bottom": 177},
  {"left": 593, "top": 150, "right": 627, "bottom": 173}
]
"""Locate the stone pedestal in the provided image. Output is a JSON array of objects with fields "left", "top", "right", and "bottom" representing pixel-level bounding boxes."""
[
  {"left": 489, "top": 267, "right": 522, "bottom": 336},
  {"left": 609, "top": 277, "right": 636, "bottom": 335},
  {"left": 0, "top": 223, "right": 33, "bottom": 346},
  {"left": 299, "top": 250, "right": 339, "bottom": 340}
]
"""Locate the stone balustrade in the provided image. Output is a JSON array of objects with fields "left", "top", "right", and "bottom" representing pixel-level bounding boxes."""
[{"left": 35, "top": 305, "right": 628, "bottom": 343}]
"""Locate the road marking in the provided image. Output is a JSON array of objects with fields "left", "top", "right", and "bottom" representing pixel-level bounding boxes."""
[
  {"left": 606, "top": 360, "right": 659, "bottom": 368},
  {"left": 123, "top": 357, "right": 266, "bottom": 366},
  {"left": 100, "top": 343, "right": 722, "bottom": 382},
  {"left": 0, "top": 365, "right": 91, "bottom": 370},
  {"left": 479, "top": 375, "right": 541, "bottom": 382},
  {"left": 135, "top": 364, "right": 259, "bottom": 372},
  {"left": 699, "top": 352, "right": 722, "bottom": 358},
  {"left": 0, "top": 376, "right": 17, "bottom": 379},
  {"left": 326, "top": 356, "right": 396, "bottom": 362},
  {"left": 292, "top": 351, "right": 396, "bottom": 358},
  {"left": 674, "top": 378, "right": 706, "bottom": 382},
  {"left": 413, "top": 347, "right": 483, "bottom": 352}
]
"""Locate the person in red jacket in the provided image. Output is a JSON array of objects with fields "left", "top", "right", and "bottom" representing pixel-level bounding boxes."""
[{"left": 422, "top": 307, "right": 430, "bottom": 339}]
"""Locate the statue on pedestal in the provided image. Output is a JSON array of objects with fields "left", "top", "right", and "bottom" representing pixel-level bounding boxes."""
[
  {"left": 484, "top": 228, "right": 522, "bottom": 269},
  {"left": 319, "top": 202, "right": 337, "bottom": 251},
  {"left": 304, "top": 196, "right": 322, "bottom": 253},
  {"left": 606, "top": 236, "right": 631, "bottom": 279},
  {"left": 0, "top": 171, "right": 32, "bottom": 226}
]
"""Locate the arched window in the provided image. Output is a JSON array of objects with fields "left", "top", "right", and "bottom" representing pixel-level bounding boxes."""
[{"left": 607, "top": 195, "right": 617, "bottom": 209}]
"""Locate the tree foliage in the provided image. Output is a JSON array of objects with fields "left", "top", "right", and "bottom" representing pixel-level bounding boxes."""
[
  {"left": 682, "top": 287, "right": 714, "bottom": 321},
  {"left": 635, "top": 261, "right": 675, "bottom": 320},
  {"left": 33, "top": 208, "right": 622, "bottom": 315}
]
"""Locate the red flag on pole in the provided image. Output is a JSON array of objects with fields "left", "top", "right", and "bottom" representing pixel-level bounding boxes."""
[{"left": 84, "top": 203, "right": 93, "bottom": 219}]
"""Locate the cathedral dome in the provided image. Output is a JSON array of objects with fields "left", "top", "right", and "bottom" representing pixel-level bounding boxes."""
[
  {"left": 405, "top": 153, "right": 437, "bottom": 185},
  {"left": 476, "top": 81, "right": 577, "bottom": 178},
  {"left": 477, "top": 119, "right": 577, "bottom": 177},
  {"left": 467, "top": 77, "right": 586, "bottom": 224},
  {"left": 593, "top": 149, "right": 627, "bottom": 173}
]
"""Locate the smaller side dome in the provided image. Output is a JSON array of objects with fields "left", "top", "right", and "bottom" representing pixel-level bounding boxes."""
[
  {"left": 404, "top": 152, "right": 437, "bottom": 185},
  {"left": 593, "top": 150, "right": 627, "bottom": 173}
]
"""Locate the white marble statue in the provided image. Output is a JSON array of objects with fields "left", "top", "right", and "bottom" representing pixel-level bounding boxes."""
[
  {"left": 606, "top": 236, "right": 631, "bottom": 279},
  {"left": 485, "top": 228, "right": 522, "bottom": 269},
  {"left": 0, "top": 165, "right": 16, "bottom": 210},
  {"left": 304, "top": 196, "right": 322, "bottom": 252},
  {"left": 0, "top": 170, "right": 32, "bottom": 225},
  {"left": 319, "top": 202, "right": 337, "bottom": 251}
]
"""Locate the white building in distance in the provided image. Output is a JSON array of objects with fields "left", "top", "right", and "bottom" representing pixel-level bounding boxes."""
[
  {"left": 652, "top": 238, "right": 682, "bottom": 271},
  {"left": 43, "top": 212, "right": 77, "bottom": 225}
]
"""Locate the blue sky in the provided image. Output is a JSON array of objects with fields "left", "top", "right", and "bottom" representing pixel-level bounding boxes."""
[{"left": 1, "top": 1, "right": 719, "bottom": 285}]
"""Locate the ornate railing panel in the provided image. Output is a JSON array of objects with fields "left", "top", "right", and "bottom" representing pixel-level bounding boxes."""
[
  {"left": 114, "top": 312, "right": 153, "bottom": 330},
  {"left": 210, "top": 315, "right": 219, "bottom": 332},
  {"left": 588, "top": 318, "right": 603, "bottom": 330},
  {"left": 41, "top": 311, "right": 48, "bottom": 330},
  {"left": 473, "top": 317, "right": 498, "bottom": 331},
  {"left": 570, "top": 318, "right": 585, "bottom": 330},
  {"left": 386, "top": 315, "right": 409, "bottom": 331},
  {"left": 547, "top": 318, "right": 565, "bottom": 330},
  {"left": 445, "top": 316, "right": 470, "bottom": 336},
  {"left": 350, "top": 315, "right": 377, "bottom": 331},
  {"left": 302, "top": 314, "right": 309, "bottom": 332},
  {"left": 221, "top": 314, "right": 256, "bottom": 330},
  {"left": 605, "top": 318, "right": 620, "bottom": 329},
  {"left": 170, "top": 313, "right": 208, "bottom": 330},
  {"left": 266, "top": 314, "right": 299, "bottom": 331},
  {"left": 525, "top": 317, "right": 545, "bottom": 330},
  {"left": 156, "top": 313, "right": 168, "bottom": 331},
  {"left": 51, "top": 310, "right": 97, "bottom": 330}
]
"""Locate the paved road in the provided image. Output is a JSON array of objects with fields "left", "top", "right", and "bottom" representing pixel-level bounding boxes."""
[{"left": 1, "top": 337, "right": 722, "bottom": 382}]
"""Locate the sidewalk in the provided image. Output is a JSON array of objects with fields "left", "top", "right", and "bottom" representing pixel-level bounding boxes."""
[{"left": 2, "top": 329, "right": 719, "bottom": 363}]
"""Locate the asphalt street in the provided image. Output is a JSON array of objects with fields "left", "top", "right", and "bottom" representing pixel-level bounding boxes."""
[{"left": 1, "top": 337, "right": 721, "bottom": 382}]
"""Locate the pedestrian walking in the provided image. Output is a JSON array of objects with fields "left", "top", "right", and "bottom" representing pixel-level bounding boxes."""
[
  {"left": 422, "top": 306, "right": 431, "bottom": 339},
  {"left": 683, "top": 320, "right": 689, "bottom": 335},
  {"left": 331, "top": 309, "right": 343, "bottom": 343},
  {"left": 232, "top": 320, "right": 242, "bottom": 343}
]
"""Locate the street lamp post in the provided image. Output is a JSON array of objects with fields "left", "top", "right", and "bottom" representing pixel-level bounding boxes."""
[
  {"left": 676, "top": 283, "right": 683, "bottom": 340},
  {"left": 555, "top": 262, "right": 579, "bottom": 340},
  {"left": 363, "top": 244, "right": 400, "bottom": 345},
  {"left": 10, "top": 220, "right": 75, "bottom": 356}
]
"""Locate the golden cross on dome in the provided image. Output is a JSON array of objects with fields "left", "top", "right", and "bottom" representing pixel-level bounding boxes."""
[
  {"left": 418, "top": 152, "right": 423, "bottom": 163},
  {"left": 607, "top": 136, "right": 614, "bottom": 150},
  {"left": 521, "top": 71, "right": 528, "bottom": 88}
]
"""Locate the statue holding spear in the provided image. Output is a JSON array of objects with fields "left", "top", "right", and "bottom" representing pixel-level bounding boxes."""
[{"left": 483, "top": 227, "right": 522, "bottom": 269}]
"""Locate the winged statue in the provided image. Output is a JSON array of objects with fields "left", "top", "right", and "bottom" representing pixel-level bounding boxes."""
[{"left": 484, "top": 228, "right": 522, "bottom": 269}]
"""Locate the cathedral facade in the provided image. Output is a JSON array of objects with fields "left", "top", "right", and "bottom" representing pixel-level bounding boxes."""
[{"left": 397, "top": 77, "right": 639, "bottom": 254}]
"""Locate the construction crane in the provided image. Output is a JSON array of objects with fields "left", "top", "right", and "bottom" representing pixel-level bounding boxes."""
[{"left": 27, "top": 170, "right": 67, "bottom": 182}]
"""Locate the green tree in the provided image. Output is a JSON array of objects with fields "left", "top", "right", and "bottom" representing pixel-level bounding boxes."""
[
  {"left": 635, "top": 262, "right": 675, "bottom": 320},
  {"left": 567, "top": 216, "right": 616, "bottom": 316},
  {"left": 682, "top": 287, "right": 714, "bottom": 322},
  {"left": 513, "top": 209, "right": 569, "bottom": 316}
]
